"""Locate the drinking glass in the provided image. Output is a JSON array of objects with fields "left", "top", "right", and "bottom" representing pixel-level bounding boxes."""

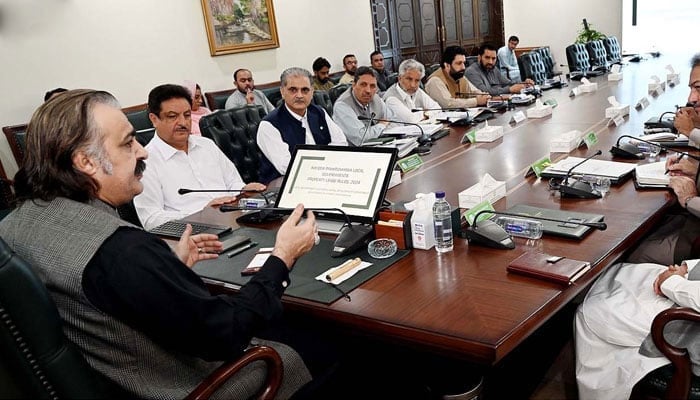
[{"left": 591, "top": 177, "right": 611, "bottom": 197}]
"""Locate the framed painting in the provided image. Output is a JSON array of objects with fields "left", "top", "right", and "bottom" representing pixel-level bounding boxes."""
[{"left": 200, "top": 0, "right": 280, "bottom": 56}]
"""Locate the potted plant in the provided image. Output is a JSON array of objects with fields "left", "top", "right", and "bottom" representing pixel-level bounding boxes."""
[{"left": 575, "top": 18, "right": 606, "bottom": 43}]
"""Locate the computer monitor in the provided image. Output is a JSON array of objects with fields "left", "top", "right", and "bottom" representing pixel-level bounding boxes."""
[{"left": 274, "top": 145, "right": 398, "bottom": 226}]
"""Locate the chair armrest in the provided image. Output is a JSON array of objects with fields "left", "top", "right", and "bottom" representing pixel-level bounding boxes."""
[
  {"left": 186, "top": 345, "right": 283, "bottom": 400},
  {"left": 650, "top": 307, "right": 700, "bottom": 400}
]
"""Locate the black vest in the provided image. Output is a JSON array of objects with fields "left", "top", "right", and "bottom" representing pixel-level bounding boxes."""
[{"left": 259, "top": 104, "right": 331, "bottom": 183}]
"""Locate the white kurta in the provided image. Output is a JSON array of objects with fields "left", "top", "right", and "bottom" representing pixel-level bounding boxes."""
[{"left": 575, "top": 260, "right": 700, "bottom": 400}]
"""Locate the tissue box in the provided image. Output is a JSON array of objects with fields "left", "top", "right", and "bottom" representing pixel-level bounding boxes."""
[
  {"left": 608, "top": 72, "right": 622, "bottom": 81},
  {"left": 526, "top": 104, "right": 553, "bottom": 118},
  {"left": 550, "top": 130, "right": 583, "bottom": 153},
  {"left": 579, "top": 82, "right": 598, "bottom": 93},
  {"left": 474, "top": 125, "right": 504, "bottom": 142},
  {"left": 458, "top": 181, "right": 506, "bottom": 209},
  {"left": 605, "top": 104, "right": 630, "bottom": 118},
  {"left": 667, "top": 73, "right": 679, "bottom": 83},
  {"left": 648, "top": 82, "right": 665, "bottom": 93}
]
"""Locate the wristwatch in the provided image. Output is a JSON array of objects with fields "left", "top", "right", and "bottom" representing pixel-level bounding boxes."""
[{"left": 685, "top": 196, "right": 695, "bottom": 208}]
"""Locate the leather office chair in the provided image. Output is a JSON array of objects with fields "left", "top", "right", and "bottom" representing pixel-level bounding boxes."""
[
  {"left": 329, "top": 84, "right": 350, "bottom": 104},
  {"left": 123, "top": 109, "right": 153, "bottom": 132},
  {"left": 424, "top": 63, "right": 441, "bottom": 82},
  {"left": 313, "top": 90, "right": 334, "bottom": 117},
  {"left": 0, "top": 236, "right": 284, "bottom": 400},
  {"left": 585, "top": 40, "right": 609, "bottom": 70},
  {"left": 0, "top": 179, "right": 15, "bottom": 221},
  {"left": 199, "top": 105, "right": 267, "bottom": 183},
  {"left": 603, "top": 36, "right": 622, "bottom": 64},
  {"left": 204, "top": 89, "right": 235, "bottom": 111},
  {"left": 536, "top": 46, "right": 560, "bottom": 78},
  {"left": 565, "top": 43, "right": 592, "bottom": 73},
  {"left": 386, "top": 72, "right": 399, "bottom": 88},
  {"left": 2, "top": 124, "right": 27, "bottom": 167},
  {"left": 260, "top": 86, "right": 281, "bottom": 111},
  {"left": 519, "top": 51, "right": 547, "bottom": 85}
]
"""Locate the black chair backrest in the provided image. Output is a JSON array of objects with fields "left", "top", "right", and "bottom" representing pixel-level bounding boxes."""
[
  {"left": 329, "top": 84, "right": 351, "bottom": 104},
  {"left": 2, "top": 124, "right": 27, "bottom": 167},
  {"left": 312, "top": 90, "right": 334, "bottom": 117},
  {"left": 585, "top": 39, "right": 608, "bottom": 68},
  {"left": 124, "top": 109, "right": 153, "bottom": 132},
  {"left": 199, "top": 106, "right": 266, "bottom": 183},
  {"left": 204, "top": 89, "right": 235, "bottom": 111},
  {"left": 519, "top": 52, "right": 547, "bottom": 85},
  {"left": 536, "top": 46, "right": 557, "bottom": 78},
  {"left": 0, "top": 237, "right": 126, "bottom": 398},
  {"left": 134, "top": 128, "right": 155, "bottom": 147},
  {"left": 260, "top": 86, "right": 281, "bottom": 110},
  {"left": 603, "top": 36, "right": 622, "bottom": 63},
  {"left": 566, "top": 43, "right": 592, "bottom": 72},
  {"left": 424, "top": 63, "right": 441, "bottom": 82}
]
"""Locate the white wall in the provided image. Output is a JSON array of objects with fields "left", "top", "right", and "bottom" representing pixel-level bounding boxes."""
[
  {"left": 503, "top": 0, "right": 622, "bottom": 73},
  {"left": 0, "top": 0, "right": 375, "bottom": 177}
]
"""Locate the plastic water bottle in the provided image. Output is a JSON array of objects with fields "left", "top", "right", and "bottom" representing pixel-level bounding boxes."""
[
  {"left": 494, "top": 217, "right": 543, "bottom": 239},
  {"left": 432, "top": 191, "right": 453, "bottom": 253}
]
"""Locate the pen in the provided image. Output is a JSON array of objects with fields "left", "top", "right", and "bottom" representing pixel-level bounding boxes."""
[
  {"left": 227, "top": 241, "right": 257, "bottom": 258},
  {"left": 664, "top": 153, "right": 685, "bottom": 175}
]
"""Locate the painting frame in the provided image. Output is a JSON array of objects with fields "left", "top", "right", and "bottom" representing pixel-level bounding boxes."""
[{"left": 200, "top": 0, "right": 280, "bottom": 56}]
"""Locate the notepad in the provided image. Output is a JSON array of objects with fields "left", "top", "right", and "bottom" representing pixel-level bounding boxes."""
[
  {"left": 635, "top": 161, "right": 669, "bottom": 187},
  {"left": 507, "top": 251, "right": 590, "bottom": 285},
  {"left": 539, "top": 156, "right": 636, "bottom": 183}
]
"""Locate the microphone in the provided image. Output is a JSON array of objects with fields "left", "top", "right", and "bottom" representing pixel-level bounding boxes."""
[
  {"left": 558, "top": 150, "right": 604, "bottom": 199},
  {"left": 644, "top": 111, "right": 676, "bottom": 131},
  {"left": 358, "top": 111, "right": 376, "bottom": 146},
  {"left": 410, "top": 107, "right": 468, "bottom": 112},
  {"left": 357, "top": 115, "right": 431, "bottom": 146},
  {"left": 610, "top": 135, "right": 674, "bottom": 159},
  {"left": 464, "top": 209, "right": 607, "bottom": 249},
  {"left": 220, "top": 206, "right": 374, "bottom": 258},
  {"left": 178, "top": 188, "right": 263, "bottom": 195}
]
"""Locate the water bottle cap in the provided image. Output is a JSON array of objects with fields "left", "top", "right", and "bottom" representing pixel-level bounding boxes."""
[{"left": 435, "top": 191, "right": 446, "bottom": 198}]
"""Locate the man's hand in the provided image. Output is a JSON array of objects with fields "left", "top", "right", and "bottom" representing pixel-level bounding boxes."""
[
  {"left": 510, "top": 83, "right": 526, "bottom": 94},
  {"left": 271, "top": 204, "right": 317, "bottom": 269},
  {"left": 207, "top": 196, "right": 238, "bottom": 208},
  {"left": 665, "top": 155, "right": 699, "bottom": 177},
  {"left": 242, "top": 182, "right": 266, "bottom": 196},
  {"left": 175, "top": 224, "right": 222, "bottom": 268},
  {"left": 654, "top": 262, "right": 688, "bottom": 296},
  {"left": 674, "top": 107, "right": 700, "bottom": 136},
  {"left": 245, "top": 88, "right": 255, "bottom": 104},
  {"left": 669, "top": 175, "right": 698, "bottom": 208},
  {"left": 523, "top": 78, "right": 535, "bottom": 86},
  {"left": 475, "top": 94, "right": 490, "bottom": 106}
]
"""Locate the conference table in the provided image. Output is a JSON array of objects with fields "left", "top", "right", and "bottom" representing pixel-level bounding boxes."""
[{"left": 187, "top": 55, "right": 691, "bottom": 369}]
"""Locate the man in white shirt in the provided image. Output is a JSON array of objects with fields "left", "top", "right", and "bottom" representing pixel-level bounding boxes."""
[
  {"left": 257, "top": 67, "right": 347, "bottom": 183},
  {"left": 135, "top": 84, "right": 265, "bottom": 230},
  {"left": 224, "top": 68, "right": 275, "bottom": 113},
  {"left": 497, "top": 35, "right": 522, "bottom": 82},
  {"left": 383, "top": 59, "right": 441, "bottom": 123}
]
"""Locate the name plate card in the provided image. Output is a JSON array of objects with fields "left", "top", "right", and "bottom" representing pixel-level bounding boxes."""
[
  {"left": 666, "top": 64, "right": 680, "bottom": 87},
  {"left": 462, "top": 200, "right": 496, "bottom": 226},
  {"left": 461, "top": 129, "right": 477, "bottom": 144},
  {"left": 569, "top": 87, "right": 580, "bottom": 97},
  {"left": 635, "top": 96, "right": 650, "bottom": 110},
  {"left": 583, "top": 132, "right": 599, "bottom": 147},
  {"left": 397, "top": 153, "right": 423, "bottom": 173},
  {"left": 525, "top": 156, "right": 552, "bottom": 178},
  {"left": 607, "top": 114, "right": 625, "bottom": 127},
  {"left": 510, "top": 111, "right": 527, "bottom": 124}
]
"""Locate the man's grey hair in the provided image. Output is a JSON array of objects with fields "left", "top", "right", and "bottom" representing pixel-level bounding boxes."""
[
  {"left": 692, "top": 53, "right": 700, "bottom": 69},
  {"left": 84, "top": 94, "right": 120, "bottom": 175},
  {"left": 280, "top": 67, "right": 313, "bottom": 87},
  {"left": 398, "top": 59, "right": 426, "bottom": 79}
]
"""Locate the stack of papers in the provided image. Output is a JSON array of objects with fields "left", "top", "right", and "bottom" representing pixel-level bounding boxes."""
[
  {"left": 435, "top": 111, "right": 470, "bottom": 123},
  {"left": 635, "top": 161, "right": 669, "bottom": 187},
  {"left": 382, "top": 123, "right": 443, "bottom": 137}
]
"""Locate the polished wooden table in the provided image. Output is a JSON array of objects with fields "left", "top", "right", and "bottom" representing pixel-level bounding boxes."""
[{"left": 189, "top": 56, "right": 692, "bottom": 367}]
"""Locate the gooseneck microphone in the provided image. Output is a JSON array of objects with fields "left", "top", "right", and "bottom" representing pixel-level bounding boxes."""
[
  {"left": 410, "top": 107, "right": 468, "bottom": 112},
  {"left": 464, "top": 209, "right": 607, "bottom": 249},
  {"left": 358, "top": 112, "right": 376, "bottom": 146},
  {"left": 220, "top": 206, "right": 374, "bottom": 258},
  {"left": 610, "top": 135, "right": 670, "bottom": 159},
  {"left": 357, "top": 115, "right": 430, "bottom": 145},
  {"left": 178, "top": 188, "right": 264, "bottom": 195},
  {"left": 559, "top": 150, "right": 604, "bottom": 199}
]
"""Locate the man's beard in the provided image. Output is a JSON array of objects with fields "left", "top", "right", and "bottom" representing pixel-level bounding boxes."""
[
  {"left": 317, "top": 77, "right": 329, "bottom": 83},
  {"left": 449, "top": 69, "right": 464, "bottom": 81}
]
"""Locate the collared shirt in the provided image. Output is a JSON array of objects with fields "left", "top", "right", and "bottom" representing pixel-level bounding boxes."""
[
  {"left": 497, "top": 46, "right": 521, "bottom": 82},
  {"left": 134, "top": 134, "right": 245, "bottom": 230},
  {"left": 312, "top": 77, "right": 334, "bottom": 91},
  {"left": 383, "top": 83, "right": 441, "bottom": 123},
  {"left": 465, "top": 63, "right": 514, "bottom": 95},
  {"left": 424, "top": 68, "right": 484, "bottom": 109},
  {"left": 224, "top": 89, "right": 275, "bottom": 113},
  {"left": 332, "top": 87, "right": 397, "bottom": 145},
  {"left": 338, "top": 73, "right": 354, "bottom": 85},
  {"left": 257, "top": 104, "right": 347, "bottom": 175}
]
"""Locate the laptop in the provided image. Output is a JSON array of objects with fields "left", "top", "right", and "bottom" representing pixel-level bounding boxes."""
[
  {"left": 504, "top": 204, "right": 605, "bottom": 240},
  {"left": 274, "top": 145, "right": 399, "bottom": 234}
]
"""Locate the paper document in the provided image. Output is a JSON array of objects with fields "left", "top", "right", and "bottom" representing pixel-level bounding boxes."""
[
  {"left": 382, "top": 123, "right": 442, "bottom": 137},
  {"left": 635, "top": 161, "right": 669, "bottom": 186},
  {"left": 542, "top": 157, "right": 636, "bottom": 181}
]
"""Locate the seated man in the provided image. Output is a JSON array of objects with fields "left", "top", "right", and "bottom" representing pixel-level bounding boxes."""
[
  {"left": 0, "top": 89, "right": 319, "bottom": 399},
  {"left": 383, "top": 58, "right": 441, "bottom": 123},
  {"left": 425, "top": 45, "right": 490, "bottom": 109},
  {"left": 627, "top": 54, "right": 700, "bottom": 265},
  {"left": 370, "top": 50, "right": 391, "bottom": 93},
  {"left": 312, "top": 57, "right": 335, "bottom": 91},
  {"left": 338, "top": 54, "right": 358, "bottom": 85},
  {"left": 257, "top": 67, "right": 347, "bottom": 183},
  {"left": 466, "top": 43, "right": 534, "bottom": 96},
  {"left": 575, "top": 258, "right": 700, "bottom": 400},
  {"left": 224, "top": 68, "right": 275, "bottom": 113},
  {"left": 333, "top": 66, "right": 397, "bottom": 145},
  {"left": 134, "top": 84, "right": 265, "bottom": 230},
  {"left": 497, "top": 35, "right": 522, "bottom": 82},
  {"left": 675, "top": 54, "right": 700, "bottom": 146}
]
